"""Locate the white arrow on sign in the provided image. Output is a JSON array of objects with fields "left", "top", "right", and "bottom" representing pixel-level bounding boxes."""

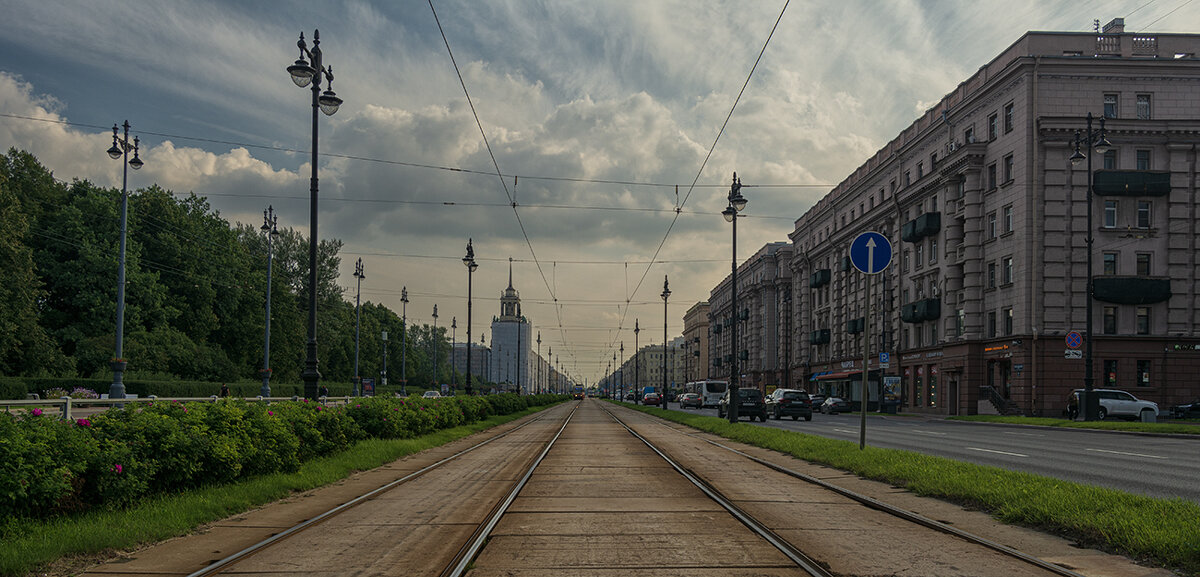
[{"left": 866, "top": 237, "right": 876, "bottom": 274}]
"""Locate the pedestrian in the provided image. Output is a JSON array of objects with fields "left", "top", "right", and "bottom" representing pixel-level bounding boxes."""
[
  {"left": 318, "top": 384, "right": 329, "bottom": 398},
  {"left": 219, "top": 383, "right": 230, "bottom": 398}
]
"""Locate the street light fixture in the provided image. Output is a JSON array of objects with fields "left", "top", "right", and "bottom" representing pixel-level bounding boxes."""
[
  {"left": 286, "top": 30, "right": 345, "bottom": 400},
  {"left": 352, "top": 258, "right": 365, "bottom": 397},
  {"left": 1070, "top": 112, "right": 1112, "bottom": 421},
  {"left": 661, "top": 276, "right": 671, "bottom": 410},
  {"left": 106, "top": 120, "right": 144, "bottom": 401},
  {"left": 260, "top": 206, "right": 280, "bottom": 397},
  {"left": 463, "top": 239, "right": 478, "bottom": 395},
  {"left": 400, "top": 286, "right": 409, "bottom": 396},
  {"left": 723, "top": 172, "right": 746, "bottom": 423}
]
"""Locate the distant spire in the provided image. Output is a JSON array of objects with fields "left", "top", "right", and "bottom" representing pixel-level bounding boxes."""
[{"left": 508, "top": 257, "right": 513, "bottom": 290}]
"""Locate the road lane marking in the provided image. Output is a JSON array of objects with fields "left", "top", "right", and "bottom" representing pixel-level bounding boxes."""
[
  {"left": 833, "top": 428, "right": 858, "bottom": 434},
  {"left": 966, "top": 447, "right": 1028, "bottom": 457},
  {"left": 1085, "top": 448, "right": 1166, "bottom": 460},
  {"left": 910, "top": 429, "right": 947, "bottom": 436},
  {"left": 1002, "top": 431, "right": 1044, "bottom": 437}
]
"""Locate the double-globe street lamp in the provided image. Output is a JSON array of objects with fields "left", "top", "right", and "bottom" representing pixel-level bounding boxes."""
[
  {"left": 352, "top": 258, "right": 365, "bottom": 396},
  {"left": 463, "top": 239, "right": 478, "bottom": 395},
  {"left": 260, "top": 206, "right": 280, "bottom": 397},
  {"left": 287, "top": 30, "right": 344, "bottom": 400},
  {"left": 722, "top": 172, "right": 747, "bottom": 423},
  {"left": 661, "top": 276, "right": 671, "bottom": 411},
  {"left": 1069, "top": 112, "right": 1112, "bottom": 421},
  {"left": 401, "top": 287, "right": 409, "bottom": 396},
  {"left": 106, "top": 120, "right": 144, "bottom": 400}
]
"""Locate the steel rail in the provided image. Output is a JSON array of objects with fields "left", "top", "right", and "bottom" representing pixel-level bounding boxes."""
[
  {"left": 601, "top": 405, "right": 835, "bottom": 577},
  {"left": 652, "top": 417, "right": 1091, "bottom": 577},
  {"left": 185, "top": 406, "right": 568, "bottom": 577},
  {"left": 442, "top": 403, "right": 579, "bottom": 577}
]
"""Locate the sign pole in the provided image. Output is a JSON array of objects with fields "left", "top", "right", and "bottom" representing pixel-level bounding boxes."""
[
  {"left": 861, "top": 274, "right": 871, "bottom": 450},
  {"left": 848, "top": 230, "right": 891, "bottom": 451}
]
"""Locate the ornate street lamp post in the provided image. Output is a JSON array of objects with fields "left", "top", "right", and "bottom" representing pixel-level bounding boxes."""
[
  {"left": 537, "top": 332, "right": 542, "bottom": 394},
  {"left": 260, "top": 206, "right": 279, "bottom": 397},
  {"left": 619, "top": 341, "right": 624, "bottom": 402},
  {"left": 722, "top": 172, "right": 747, "bottom": 422},
  {"left": 286, "top": 30, "right": 344, "bottom": 400},
  {"left": 381, "top": 330, "right": 388, "bottom": 392},
  {"left": 634, "top": 319, "right": 641, "bottom": 404},
  {"left": 661, "top": 276, "right": 671, "bottom": 410},
  {"left": 106, "top": 120, "right": 144, "bottom": 401},
  {"left": 1070, "top": 112, "right": 1112, "bottom": 421},
  {"left": 431, "top": 304, "right": 439, "bottom": 392},
  {"left": 400, "top": 287, "right": 409, "bottom": 396},
  {"left": 352, "top": 258, "right": 364, "bottom": 396},
  {"left": 451, "top": 317, "right": 457, "bottom": 393},
  {"left": 463, "top": 240, "right": 478, "bottom": 395}
]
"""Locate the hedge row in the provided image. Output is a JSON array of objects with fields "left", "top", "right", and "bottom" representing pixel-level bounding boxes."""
[
  {"left": 0, "top": 393, "right": 566, "bottom": 519},
  {"left": 0, "top": 377, "right": 361, "bottom": 400}
]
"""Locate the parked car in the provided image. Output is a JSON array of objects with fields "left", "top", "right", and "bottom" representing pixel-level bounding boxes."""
[
  {"left": 809, "top": 394, "right": 826, "bottom": 410},
  {"left": 765, "top": 389, "right": 813, "bottom": 421},
  {"left": 421, "top": 390, "right": 441, "bottom": 399},
  {"left": 678, "top": 392, "right": 703, "bottom": 409},
  {"left": 819, "top": 397, "right": 850, "bottom": 414},
  {"left": 717, "top": 388, "right": 768, "bottom": 422},
  {"left": 1171, "top": 399, "right": 1200, "bottom": 419},
  {"left": 642, "top": 392, "right": 661, "bottom": 406},
  {"left": 1065, "top": 388, "right": 1158, "bottom": 421}
]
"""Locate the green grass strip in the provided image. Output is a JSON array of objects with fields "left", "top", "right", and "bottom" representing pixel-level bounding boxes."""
[
  {"left": 0, "top": 404, "right": 559, "bottom": 577},
  {"left": 948, "top": 414, "right": 1200, "bottom": 434},
  {"left": 618, "top": 402, "right": 1200, "bottom": 575}
]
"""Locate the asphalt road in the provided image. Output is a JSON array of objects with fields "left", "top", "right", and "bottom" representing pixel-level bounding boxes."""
[{"left": 670, "top": 404, "right": 1200, "bottom": 503}]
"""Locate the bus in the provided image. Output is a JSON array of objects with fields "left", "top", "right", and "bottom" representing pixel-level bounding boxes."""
[{"left": 685, "top": 380, "right": 728, "bottom": 408}]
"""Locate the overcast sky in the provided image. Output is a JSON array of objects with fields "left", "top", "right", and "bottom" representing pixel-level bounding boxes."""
[{"left": 1, "top": 0, "right": 1195, "bottom": 383}]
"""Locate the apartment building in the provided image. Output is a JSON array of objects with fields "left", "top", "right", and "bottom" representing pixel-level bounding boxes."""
[
  {"left": 682, "top": 302, "right": 710, "bottom": 384},
  {"left": 709, "top": 242, "right": 793, "bottom": 392},
  {"left": 789, "top": 19, "right": 1200, "bottom": 415}
]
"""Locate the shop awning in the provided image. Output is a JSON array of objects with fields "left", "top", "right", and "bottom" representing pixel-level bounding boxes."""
[{"left": 817, "top": 370, "right": 861, "bottom": 380}]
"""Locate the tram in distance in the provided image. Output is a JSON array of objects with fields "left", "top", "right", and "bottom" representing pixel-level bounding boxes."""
[
  {"left": 572, "top": 385, "right": 585, "bottom": 399},
  {"left": 684, "top": 380, "right": 727, "bottom": 408}
]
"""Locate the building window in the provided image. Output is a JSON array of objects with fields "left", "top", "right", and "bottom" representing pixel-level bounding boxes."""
[
  {"left": 1103, "top": 149, "right": 1117, "bottom": 170},
  {"left": 904, "top": 170, "right": 911, "bottom": 187},
  {"left": 915, "top": 243, "right": 923, "bottom": 267},
  {"left": 930, "top": 322, "right": 938, "bottom": 344},
  {"left": 931, "top": 152, "right": 938, "bottom": 167},
  {"left": 1136, "top": 253, "right": 1151, "bottom": 276},
  {"left": 988, "top": 262, "right": 997, "bottom": 289},
  {"left": 988, "top": 113, "right": 998, "bottom": 141},
  {"left": 1136, "top": 94, "right": 1152, "bottom": 119},
  {"left": 1136, "top": 149, "right": 1151, "bottom": 170},
  {"left": 1136, "top": 307, "right": 1150, "bottom": 335},
  {"left": 1003, "top": 154, "right": 1014, "bottom": 183},
  {"left": 1103, "top": 252, "right": 1118, "bottom": 275},
  {"left": 956, "top": 309, "right": 965, "bottom": 337},
  {"left": 1003, "top": 307, "right": 1013, "bottom": 336},
  {"left": 1003, "top": 205, "right": 1013, "bottom": 234},
  {"left": 987, "top": 311, "right": 997, "bottom": 338},
  {"left": 988, "top": 212, "right": 998, "bottom": 239},
  {"left": 1137, "top": 359, "right": 1151, "bottom": 386},
  {"left": 965, "top": 126, "right": 975, "bottom": 143},
  {"left": 929, "top": 238, "right": 937, "bottom": 264},
  {"left": 987, "top": 163, "right": 997, "bottom": 189},
  {"left": 1004, "top": 102, "right": 1014, "bottom": 133},
  {"left": 1002, "top": 256, "right": 1013, "bottom": 284},
  {"left": 870, "top": 194, "right": 876, "bottom": 210},
  {"left": 1103, "top": 306, "right": 1117, "bottom": 335},
  {"left": 1137, "top": 201, "right": 1152, "bottom": 228},
  {"left": 1104, "top": 359, "right": 1119, "bottom": 386},
  {"left": 1103, "top": 200, "right": 1118, "bottom": 228},
  {"left": 1103, "top": 94, "right": 1119, "bottom": 119},
  {"left": 890, "top": 179, "right": 896, "bottom": 195},
  {"left": 917, "top": 162, "right": 924, "bottom": 179},
  {"left": 902, "top": 251, "right": 910, "bottom": 273}
]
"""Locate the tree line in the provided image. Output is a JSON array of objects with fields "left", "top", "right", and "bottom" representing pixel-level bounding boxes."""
[{"left": 0, "top": 148, "right": 463, "bottom": 391}]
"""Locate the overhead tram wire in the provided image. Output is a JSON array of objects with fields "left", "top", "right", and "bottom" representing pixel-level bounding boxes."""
[{"left": 603, "top": 0, "right": 791, "bottom": 359}]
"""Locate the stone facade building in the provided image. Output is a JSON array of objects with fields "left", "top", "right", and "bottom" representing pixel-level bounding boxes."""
[
  {"left": 708, "top": 242, "right": 793, "bottom": 391},
  {"left": 682, "top": 302, "right": 710, "bottom": 384},
  {"left": 788, "top": 19, "right": 1200, "bottom": 415},
  {"left": 489, "top": 260, "right": 532, "bottom": 392}
]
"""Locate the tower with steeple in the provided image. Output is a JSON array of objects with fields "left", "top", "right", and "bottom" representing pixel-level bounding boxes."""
[{"left": 490, "top": 258, "right": 532, "bottom": 391}]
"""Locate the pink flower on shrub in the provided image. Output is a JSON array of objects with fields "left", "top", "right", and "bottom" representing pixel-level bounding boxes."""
[
  {"left": 30, "top": 408, "right": 43, "bottom": 417},
  {"left": 355, "top": 404, "right": 361, "bottom": 408},
  {"left": 75, "top": 418, "right": 91, "bottom": 427},
  {"left": 315, "top": 406, "right": 323, "bottom": 412},
  {"left": 112, "top": 464, "right": 123, "bottom": 474},
  {"left": 268, "top": 410, "right": 274, "bottom": 416}
]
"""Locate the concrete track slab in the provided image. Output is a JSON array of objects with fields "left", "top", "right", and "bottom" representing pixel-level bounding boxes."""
[
  {"left": 505, "top": 496, "right": 723, "bottom": 513},
  {"left": 473, "top": 534, "right": 797, "bottom": 569}
]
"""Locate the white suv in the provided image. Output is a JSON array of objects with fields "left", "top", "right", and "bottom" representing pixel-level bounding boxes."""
[{"left": 1068, "top": 388, "right": 1158, "bottom": 421}]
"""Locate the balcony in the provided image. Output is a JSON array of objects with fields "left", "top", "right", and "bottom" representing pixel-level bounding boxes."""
[
  {"left": 846, "top": 317, "right": 865, "bottom": 334},
  {"left": 901, "top": 212, "right": 941, "bottom": 243},
  {"left": 811, "top": 329, "right": 831, "bottom": 345},
  {"left": 1093, "top": 276, "right": 1172, "bottom": 305},
  {"left": 1093, "top": 170, "right": 1170, "bottom": 197},
  {"left": 901, "top": 298, "right": 942, "bottom": 323},
  {"left": 810, "top": 269, "right": 831, "bottom": 288}
]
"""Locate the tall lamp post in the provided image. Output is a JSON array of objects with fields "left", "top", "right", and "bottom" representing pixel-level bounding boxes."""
[
  {"left": 451, "top": 317, "right": 457, "bottom": 393},
  {"left": 619, "top": 341, "right": 624, "bottom": 402},
  {"left": 260, "top": 206, "right": 279, "bottom": 397},
  {"left": 661, "top": 276, "right": 671, "bottom": 410},
  {"left": 381, "top": 330, "right": 389, "bottom": 392},
  {"left": 634, "top": 319, "right": 641, "bottom": 404},
  {"left": 1070, "top": 112, "right": 1112, "bottom": 421},
  {"left": 537, "top": 332, "right": 542, "bottom": 394},
  {"left": 722, "top": 172, "right": 747, "bottom": 423},
  {"left": 431, "top": 304, "right": 439, "bottom": 392},
  {"left": 400, "top": 287, "right": 409, "bottom": 396},
  {"left": 612, "top": 352, "right": 617, "bottom": 399},
  {"left": 547, "top": 346, "right": 552, "bottom": 393},
  {"left": 463, "top": 240, "right": 477, "bottom": 395},
  {"left": 106, "top": 120, "right": 144, "bottom": 400},
  {"left": 352, "top": 258, "right": 365, "bottom": 396},
  {"left": 287, "top": 30, "right": 344, "bottom": 400}
]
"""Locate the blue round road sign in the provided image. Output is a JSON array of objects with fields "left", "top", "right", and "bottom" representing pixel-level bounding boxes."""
[{"left": 849, "top": 231, "right": 892, "bottom": 274}]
